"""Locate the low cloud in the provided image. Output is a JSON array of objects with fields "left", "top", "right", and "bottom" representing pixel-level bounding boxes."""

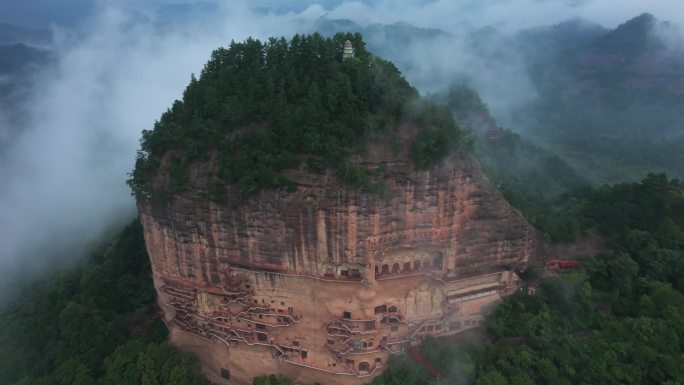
[{"left": 0, "top": 3, "right": 323, "bottom": 286}]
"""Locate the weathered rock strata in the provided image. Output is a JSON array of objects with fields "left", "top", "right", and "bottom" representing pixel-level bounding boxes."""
[{"left": 139, "top": 147, "right": 536, "bottom": 385}]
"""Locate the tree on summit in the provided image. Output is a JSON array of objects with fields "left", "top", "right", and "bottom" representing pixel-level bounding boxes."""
[{"left": 128, "top": 32, "right": 465, "bottom": 201}]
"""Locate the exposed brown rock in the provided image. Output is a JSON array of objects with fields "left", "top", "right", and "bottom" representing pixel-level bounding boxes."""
[{"left": 138, "top": 128, "right": 536, "bottom": 385}]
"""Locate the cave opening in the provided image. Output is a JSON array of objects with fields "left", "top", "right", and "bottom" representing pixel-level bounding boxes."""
[
  {"left": 220, "top": 368, "right": 230, "bottom": 379},
  {"left": 404, "top": 262, "right": 412, "bottom": 272}
]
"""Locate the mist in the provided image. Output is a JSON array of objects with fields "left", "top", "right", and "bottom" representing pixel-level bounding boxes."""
[{"left": 1, "top": 0, "right": 683, "bottom": 291}]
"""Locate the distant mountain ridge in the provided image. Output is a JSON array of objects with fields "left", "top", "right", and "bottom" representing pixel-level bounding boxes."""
[
  {"left": 516, "top": 18, "right": 608, "bottom": 58},
  {"left": 592, "top": 13, "right": 665, "bottom": 55},
  {"left": 511, "top": 13, "right": 684, "bottom": 183},
  {"left": 522, "top": 13, "right": 684, "bottom": 92}
]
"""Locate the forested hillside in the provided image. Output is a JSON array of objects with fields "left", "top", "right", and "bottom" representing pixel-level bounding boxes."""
[
  {"left": 514, "top": 13, "right": 684, "bottom": 183},
  {"left": 128, "top": 33, "right": 466, "bottom": 200},
  {"left": 0, "top": 221, "right": 206, "bottom": 385}
]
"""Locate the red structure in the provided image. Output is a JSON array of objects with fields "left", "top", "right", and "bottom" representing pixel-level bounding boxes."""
[{"left": 545, "top": 259, "right": 580, "bottom": 272}]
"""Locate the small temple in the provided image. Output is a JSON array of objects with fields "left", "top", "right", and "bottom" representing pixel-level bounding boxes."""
[{"left": 343, "top": 40, "right": 354, "bottom": 59}]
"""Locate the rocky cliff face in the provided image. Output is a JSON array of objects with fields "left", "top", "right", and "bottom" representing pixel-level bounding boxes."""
[
  {"left": 138, "top": 127, "right": 535, "bottom": 385},
  {"left": 140, "top": 140, "right": 532, "bottom": 286}
]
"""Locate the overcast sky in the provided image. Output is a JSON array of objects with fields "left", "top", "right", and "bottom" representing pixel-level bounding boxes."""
[
  {"left": 0, "top": 0, "right": 682, "bottom": 289},
  {"left": 2, "top": 0, "right": 684, "bottom": 30}
]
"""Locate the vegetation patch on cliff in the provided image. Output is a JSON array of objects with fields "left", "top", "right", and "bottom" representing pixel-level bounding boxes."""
[{"left": 128, "top": 33, "right": 466, "bottom": 200}]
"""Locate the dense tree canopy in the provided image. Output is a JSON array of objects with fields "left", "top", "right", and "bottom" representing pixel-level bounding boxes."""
[
  {"left": 0, "top": 221, "right": 207, "bottom": 385},
  {"left": 128, "top": 33, "right": 465, "bottom": 200}
]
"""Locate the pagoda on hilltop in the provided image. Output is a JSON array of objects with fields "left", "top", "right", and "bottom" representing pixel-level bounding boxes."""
[{"left": 343, "top": 39, "right": 354, "bottom": 59}]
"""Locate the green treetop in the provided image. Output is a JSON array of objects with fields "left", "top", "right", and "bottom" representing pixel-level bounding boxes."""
[{"left": 128, "top": 32, "right": 465, "bottom": 200}]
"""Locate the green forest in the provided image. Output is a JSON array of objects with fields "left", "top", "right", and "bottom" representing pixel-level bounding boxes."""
[
  {"left": 128, "top": 33, "right": 465, "bottom": 201},
  {"left": 0, "top": 221, "right": 207, "bottom": 385}
]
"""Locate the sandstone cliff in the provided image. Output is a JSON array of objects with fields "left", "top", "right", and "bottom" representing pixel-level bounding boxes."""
[
  {"left": 141, "top": 146, "right": 532, "bottom": 287},
  {"left": 134, "top": 33, "right": 537, "bottom": 385},
  {"left": 138, "top": 125, "right": 535, "bottom": 385}
]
